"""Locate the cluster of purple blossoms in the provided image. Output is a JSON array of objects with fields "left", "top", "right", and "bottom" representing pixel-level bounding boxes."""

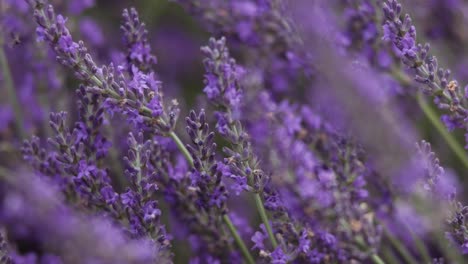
[{"left": 3, "top": 0, "right": 468, "bottom": 263}]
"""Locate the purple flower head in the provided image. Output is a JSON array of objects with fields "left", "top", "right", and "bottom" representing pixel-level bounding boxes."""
[
  {"left": 121, "top": 7, "right": 157, "bottom": 73},
  {"left": 185, "top": 109, "right": 229, "bottom": 212},
  {"left": 201, "top": 37, "right": 244, "bottom": 111}
]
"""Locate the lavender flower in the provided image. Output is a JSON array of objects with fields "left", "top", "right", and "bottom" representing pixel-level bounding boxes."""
[
  {"left": 185, "top": 109, "right": 228, "bottom": 212},
  {"left": 28, "top": 1, "right": 178, "bottom": 134},
  {"left": 201, "top": 37, "right": 244, "bottom": 112},
  {"left": 201, "top": 38, "right": 286, "bottom": 257},
  {"left": 122, "top": 132, "right": 171, "bottom": 252},
  {"left": 22, "top": 93, "right": 115, "bottom": 209},
  {"left": 201, "top": 37, "right": 267, "bottom": 194},
  {"left": 413, "top": 141, "right": 468, "bottom": 257},
  {"left": 121, "top": 8, "right": 157, "bottom": 73},
  {"left": 383, "top": 0, "right": 468, "bottom": 148},
  {"left": 134, "top": 135, "right": 237, "bottom": 262}
]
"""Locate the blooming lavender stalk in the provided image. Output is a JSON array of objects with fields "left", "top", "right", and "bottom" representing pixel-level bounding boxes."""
[
  {"left": 414, "top": 141, "right": 466, "bottom": 261},
  {"left": 121, "top": 7, "right": 157, "bottom": 74},
  {"left": 22, "top": 88, "right": 172, "bottom": 260},
  {"left": 127, "top": 134, "right": 243, "bottom": 263},
  {"left": 185, "top": 109, "right": 254, "bottom": 263},
  {"left": 185, "top": 109, "right": 228, "bottom": 213},
  {"left": 201, "top": 36, "right": 278, "bottom": 249},
  {"left": 26, "top": 2, "right": 189, "bottom": 187},
  {"left": 382, "top": 0, "right": 468, "bottom": 149},
  {"left": 22, "top": 90, "right": 115, "bottom": 209},
  {"left": 337, "top": 0, "right": 468, "bottom": 170},
  {"left": 121, "top": 132, "right": 172, "bottom": 258},
  {"left": 27, "top": 1, "right": 177, "bottom": 135}
]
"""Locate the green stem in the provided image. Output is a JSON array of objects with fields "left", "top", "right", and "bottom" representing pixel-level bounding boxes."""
[
  {"left": 223, "top": 215, "right": 256, "bottom": 264},
  {"left": 168, "top": 131, "right": 193, "bottom": 166},
  {"left": 254, "top": 193, "right": 278, "bottom": 249},
  {"left": 390, "top": 68, "right": 468, "bottom": 170},
  {"left": 433, "top": 231, "right": 464, "bottom": 264},
  {"left": 0, "top": 44, "right": 25, "bottom": 138},
  {"left": 381, "top": 246, "right": 400, "bottom": 264},
  {"left": 408, "top": 226, "right": 431, "bottom": 263},
  {"left": 417, "top": 93, "right": 468, "bottom": 170},
  {"left": 371, "top": 254, "right": 386, "bottom": 264},
  {"left": 135, "top": 146, "right": 142, "bottom": 192},
  {"left": 384, "top": 228, "right": 418, "bottom": 264}
]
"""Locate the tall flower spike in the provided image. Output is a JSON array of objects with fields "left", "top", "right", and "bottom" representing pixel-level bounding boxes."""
[
  {"left": 121, "top": 7, "right": 157, "bottom": 74},
  {"left": 24, "top": 111, "right": 172, "bottom": 260},
  {"left": 201, "top": 37, "right": 279, "bottom": 251},
  {"left": 415, "top": 141, "right": 468, "bottom": 256},
  {"left": 416, "top": 140, "right": 447, "bottom": 195},
  {"left": 382, "top": 0, "right": 468, "bottom": 148},
  {"left": 186, "top": 109, "right": 229, "bottom": 212},
  {"left": 27, "top": 1, "right": 177, "bottom": 134},
  {"left": 122, "top": 132, "right": 172, "bottom": 260},
  {"left": 201, "top": 37, "right": 244, "bottom": 112},
  {"left": 22, "top": 109, "right": 118, "bottom": 216},
  {"left": 135, "top": 135, "right": 237, "bottom": 262}
]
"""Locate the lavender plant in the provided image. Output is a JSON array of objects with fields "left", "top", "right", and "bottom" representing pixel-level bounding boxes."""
[{"left": 2, "top": 0, "right": 468, "bottom": 263}]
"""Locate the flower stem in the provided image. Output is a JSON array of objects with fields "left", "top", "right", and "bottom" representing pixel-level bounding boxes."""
[
  {"left": 391, "top": 67, "right": 468, "bottom": 170},
  {"left": 381, "top": 246, "right": 400, "bottom": 264},
  {"left": 371, "top": 254, "right": 386, "bottom": 264},
  {"left": 168, "top": 131, "right": 194, "bottom": 166},
  {"left": 0, "top": 44, "right": 25, "bottom": 139},
  {"left": 407, "top": 224, "right": 431, "bottom": 263},
  {"left": 416, "top": 93, "right": 468, "bottom": 170},
  {"left": 254, "top": 192, "right": 278, "bottom": 249},
  {"left": 223, "top": 215, "right": 256, "bottom": 264},
  {"left": 384, "top": 227, "right": 418, "bottom": 264},
  {"left": 168, "top": 130, "right": 255, "bottom": 263}
]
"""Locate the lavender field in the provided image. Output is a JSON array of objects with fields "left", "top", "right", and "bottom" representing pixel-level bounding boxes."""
[{"left": 1, "top": 0, "right": 468, "bottom": 263}]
